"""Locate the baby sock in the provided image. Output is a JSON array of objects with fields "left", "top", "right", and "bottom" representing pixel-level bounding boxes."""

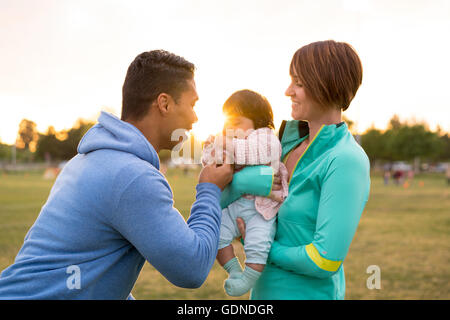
[
  {"left": 223, "top": 257, "right": 243, "bottom": 279},
  {"left": 224, "top": 265, "right": 261, "bottom": 297}
]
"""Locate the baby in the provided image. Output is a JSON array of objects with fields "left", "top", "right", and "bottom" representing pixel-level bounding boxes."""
[{"left": 201, "top": 89, "right": 289, "bottom": 296}]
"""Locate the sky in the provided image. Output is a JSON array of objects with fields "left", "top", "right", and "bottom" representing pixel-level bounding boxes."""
[{"left": 1, "top": 0, "right": 449, "bottom": 144}]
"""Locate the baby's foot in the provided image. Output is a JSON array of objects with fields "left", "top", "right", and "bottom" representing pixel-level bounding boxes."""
[
  {"left": 224, "top": 276, "right": 251, "bottom": 296},
  {"left": 224, "top": 266, "right": 261, "bottom": 297}
]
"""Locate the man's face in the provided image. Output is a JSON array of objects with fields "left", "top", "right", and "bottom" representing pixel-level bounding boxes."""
[{"left": 166, "top": 78, "right": 199, "bottom": 149}]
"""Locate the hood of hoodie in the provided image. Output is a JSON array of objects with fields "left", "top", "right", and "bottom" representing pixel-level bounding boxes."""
[{"left": 77, "top": 111, "right": 160, "bottom": 170}]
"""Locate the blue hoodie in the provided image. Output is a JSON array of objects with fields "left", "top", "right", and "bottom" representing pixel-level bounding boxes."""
[{"left": 0, "top": 111, "right": 222, "bottom": 299}]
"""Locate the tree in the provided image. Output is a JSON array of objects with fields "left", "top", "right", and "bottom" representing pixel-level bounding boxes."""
[
  {"left": 438, "top": 134, "right": 450, "bottom": 161},
  {"left": 35, "top": 126, "right": 62, "bottom": 161},
  {"left": 342, "top": 115, "right": 355, "bottom": 132},
  {"left": 387, "top": 124, "right": 442, "bottom": 161},
  {"left": 0, "top": 143, "right": 11, "bottom": 161},
  {"left": 58, "top": 120, "right": 95, "bottom": 159},
  {"left": 388, "top": 114, "right": 402, "bottom": 130},
  {"left": 17, "top": 119, "right": 38, "bottom": 151},
  {"left": 360, "top": 127, "right": 384, "bottom": 163},
  {"left": 35, "top": 119, "right": 95, "bottom": 162},
  {"left": 360, "top": 115, "right": 446, "bottom": 163}
]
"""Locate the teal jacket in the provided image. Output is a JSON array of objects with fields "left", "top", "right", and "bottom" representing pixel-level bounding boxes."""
[{"left": 221, "top": 120, "right": 370, "bottom": 300}]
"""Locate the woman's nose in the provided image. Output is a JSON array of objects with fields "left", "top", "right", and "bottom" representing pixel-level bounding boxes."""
[{"left": 285, "top": 83, "right": 294, "bottom": 97}]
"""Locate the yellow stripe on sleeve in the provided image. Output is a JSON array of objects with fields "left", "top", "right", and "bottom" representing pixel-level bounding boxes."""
[{"left": 305, "top": 243, "right": 342, "bottom": 272}]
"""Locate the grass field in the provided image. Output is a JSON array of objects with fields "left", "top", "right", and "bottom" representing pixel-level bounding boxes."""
[{"left": 0, "top": 168, "right": 449, "bottom": 299}]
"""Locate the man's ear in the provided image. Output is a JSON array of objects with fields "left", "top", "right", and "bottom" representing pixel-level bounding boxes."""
[{"left": 156, "top": 93, "right": 172, "bottom": 116}]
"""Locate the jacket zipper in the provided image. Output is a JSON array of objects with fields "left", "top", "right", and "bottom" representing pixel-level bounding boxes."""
[{"left": 288, "top": 125, "right": 325, "bottom": 187}]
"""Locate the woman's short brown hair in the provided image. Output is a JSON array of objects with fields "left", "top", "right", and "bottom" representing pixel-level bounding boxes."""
[{"left": 289, "top": 40, "right": 363, "bottom": 111}]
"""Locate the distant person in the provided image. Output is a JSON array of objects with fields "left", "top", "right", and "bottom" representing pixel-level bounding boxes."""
[
  {"left": 393, "top": 170, "right": 403, "bottom": 185},
  {"left": 446, "top": 164, "right": 450, "bottom": 186},
  {"left": 220, "top": 40, "right": 370, "bottom": 299},
  {"left": 0, "top": 50, "right": 234, "bottom": 299},
  {"left": 201, "top": 89, "right": 289, "bottom": 297},
  {"left": 383, "top": 170, "right": 391, "bottom": 185},
  {"left": 383, "top": 163, "right": 391, "bottom": 185}
]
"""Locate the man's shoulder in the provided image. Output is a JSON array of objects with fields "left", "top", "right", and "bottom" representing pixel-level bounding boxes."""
[
  {"left": 114, "top": 152, "right": 165, "bottom": 181},
  {"left": 79, "top": 148, "right": 166, "bottom": 188}
]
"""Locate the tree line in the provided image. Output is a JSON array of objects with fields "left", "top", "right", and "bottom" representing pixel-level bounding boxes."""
[
  {"left": 0, "top": 115, "right": 448, "bottom": 165},
  {"left": 360, "top": 115, "right": 449, "bottom": 164},
  {"left": 0, "top": 119, "right": 95, "bottom": 163}
]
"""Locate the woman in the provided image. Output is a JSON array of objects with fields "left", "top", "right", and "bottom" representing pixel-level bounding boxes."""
[{"left": 220, "top": 40, "right": 371, "bottom": 299}]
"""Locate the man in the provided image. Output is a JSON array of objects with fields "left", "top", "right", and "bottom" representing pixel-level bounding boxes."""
[{"left": 0, "top": 50, "right": 233, "bottom": 299}]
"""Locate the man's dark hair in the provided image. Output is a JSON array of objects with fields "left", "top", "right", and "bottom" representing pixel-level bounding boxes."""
[
  {"left": 222, "top": 89, "right": 275, "bottom": 130},
  {"left": 121, "top": 50, "right": 195, "bottom": 120}
]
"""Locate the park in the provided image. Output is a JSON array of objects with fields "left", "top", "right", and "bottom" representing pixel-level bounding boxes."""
[
  {"left": 0, "top": 0, "right": 449, "bottom": 301},
  {"left": 0, "top": 165, "right": 448, "bottom": 299}
]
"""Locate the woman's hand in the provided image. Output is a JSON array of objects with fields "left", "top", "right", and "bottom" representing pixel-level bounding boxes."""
[
  {"left": 236, "top": 217, "right": 246, "bottom": 241},
  {"left": 268, "top": 173, "right": 283, "bottom": 202},
  {"left": 272, "top": 173, "right": 282, "bottom": 190}
]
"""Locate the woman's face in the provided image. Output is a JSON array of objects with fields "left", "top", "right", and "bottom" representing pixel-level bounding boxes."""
[{"left": 285, "top": 73, "right": 322, "bottom": 121}]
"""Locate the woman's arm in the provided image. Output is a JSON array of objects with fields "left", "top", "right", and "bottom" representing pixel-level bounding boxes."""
[
  {"left": 220, "top": 129, "right": 282, "bottom": 208},
  {"left": 220, "top": 165, "right": 274, "bottom": 209},
  {"left": 269, "top": 151, "right": 370, "bottom": 279}
]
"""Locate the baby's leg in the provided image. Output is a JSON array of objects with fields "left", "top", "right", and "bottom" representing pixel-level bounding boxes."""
[
  {"left": 217, "top": 245, "right": 236, "bottom": 266},
  {"left": 246, "top": 262, "right": 264, "bottom": 272},
  {"left": 217, "top": 206, "right": 243, "bottom": 279},
  {"left": 217, "top": 245, "right": 242, "bottom": 279},
  {"left": 224, "top": 213, "right": 277, "bottom": 296}
]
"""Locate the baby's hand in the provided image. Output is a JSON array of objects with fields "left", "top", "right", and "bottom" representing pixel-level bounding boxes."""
[
  {"left": 201, "top": 135, "right": 216, "bottom": 166},
  {"left": 203, "top": 135, "right": 216, "bottom": 148},
  {"left": 210, "top": 135, "right": 234, "bottom": 165}
]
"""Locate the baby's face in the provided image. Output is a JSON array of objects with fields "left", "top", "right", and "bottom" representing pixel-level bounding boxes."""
[{"left": 223, "top": 115, "right": 255, "bottom": 138}]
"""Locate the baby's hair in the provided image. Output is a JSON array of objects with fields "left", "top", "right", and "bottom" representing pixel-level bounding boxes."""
[{"left": 222, "top": 89, "right": 275, "bottom": 130}]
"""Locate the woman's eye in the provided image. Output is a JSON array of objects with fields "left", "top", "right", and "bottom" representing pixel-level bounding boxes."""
[{"left": 295, "top": 82, "right": 303, "bottom": 87}]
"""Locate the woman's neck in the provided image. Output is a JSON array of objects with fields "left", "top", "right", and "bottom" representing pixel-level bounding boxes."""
[{"left": 306, "top": 109, "right": 342, "bottom": 143}]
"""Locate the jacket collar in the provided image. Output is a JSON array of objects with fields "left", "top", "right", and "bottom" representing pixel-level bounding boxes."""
[{"left": 280, "top": 120, "right": 348, "bottom": 160}]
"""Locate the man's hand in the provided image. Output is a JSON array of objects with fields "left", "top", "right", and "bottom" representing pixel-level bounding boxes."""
[{"left": 199, "top": 163, "right": 234, "bottom": 191}]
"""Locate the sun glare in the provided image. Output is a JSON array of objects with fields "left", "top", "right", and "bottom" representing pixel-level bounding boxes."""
[{"left": 191, "top": 102, "right": 226, "bottom": 142}]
